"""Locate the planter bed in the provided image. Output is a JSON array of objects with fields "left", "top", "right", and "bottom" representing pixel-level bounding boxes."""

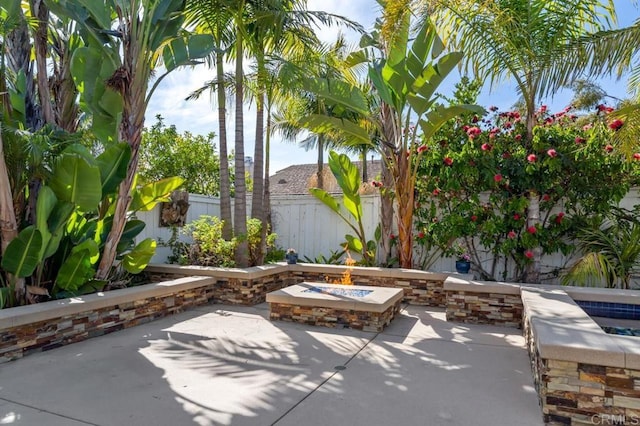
[
  {"left": 1, "top": 263, "right": 455, "bottom": 363},
  {"left": 0, "top": 276, "right": 215, "bottom": 363}
]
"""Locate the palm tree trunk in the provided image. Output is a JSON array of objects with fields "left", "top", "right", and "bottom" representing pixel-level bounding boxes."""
[
  {"left": 216, "top": 52, "right": 233, "bottom": 239},
  {"left": 259, "top": 103, "right": 273, "bottom": 265},
  {"left": 395, "top": 151, "right": 413, "bottom": 268},
  {"left": 250, "top": 56, "right": 265, "bottom": 222},
  {"left": 51, "top": 24, "right": 79, "bottom": 133},
  {"left": 30, "top": 0, "right": 54, "bottom": 125},
  {"left": 316, "top": 134, "right": 324, "bottom": 189},
  {"left": 233, "top": 34, "right": 249, "bottom": 267},
  {"left": 0, "top": 131, "right": 22, "bottom": 299},
  {"left": 524, "top": 101, "right": 541, "bottom": 283},
  {"left": 96, "top": 62, "right": 147, "bottom": 280},
  {"left": 6, "top": 15, "right": 40, "bottom": 130},
  {"left": 361, "top": 147, "right": 368, "bottom": 182}
]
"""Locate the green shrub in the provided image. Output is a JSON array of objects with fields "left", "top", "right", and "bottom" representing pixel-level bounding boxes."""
[{"left": 164, "top": 216, "right": 278, "bottom": 267}]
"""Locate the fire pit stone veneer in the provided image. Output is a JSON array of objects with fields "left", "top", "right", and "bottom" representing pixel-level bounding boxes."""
[{"left": 267, "top": 282, "right": 404, "bottom": 332}]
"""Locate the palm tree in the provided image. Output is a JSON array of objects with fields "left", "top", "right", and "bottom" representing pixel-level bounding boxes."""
[
  {"left": 556, "top": 18, "right": 640, "bottom": 159},
  {"left": 272, "top": 35, "right": 359, "bottom": 190},
  {"left": 563, "top": 218, "right": 640, "bottom": 289},
  {"left": 186, "top": 0, "right": 235, "bottom": 239},
  {"left": 426, "top": 0, "right": 617, "bottom": 282}
]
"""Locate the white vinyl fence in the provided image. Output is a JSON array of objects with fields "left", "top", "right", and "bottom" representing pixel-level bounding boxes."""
[{"left": 137, "top": 189, "right": 640, "bottom": 283}]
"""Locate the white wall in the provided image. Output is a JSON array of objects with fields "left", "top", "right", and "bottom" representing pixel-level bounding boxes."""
[{"left": 137, "top": 189, "right": 640, "bottom": 283}]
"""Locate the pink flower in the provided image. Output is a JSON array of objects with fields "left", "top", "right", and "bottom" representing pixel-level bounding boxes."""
[
  {"left": 634, "top": 153, "right": 640, "bottom": 160},
  {"left": 583, "top": 124, "right": 593, "bottom": 131},
  {"left": 472, "top": 115, "right": 479, "bottom": 123},
  {"left": 542, "top": 194, "right": 550, "bottom": 202},
  {"left": 527, "top": 226, "right": 537, "bottom": 234},
  {"left": 417, "top": 231, "right": 425, "bottom": 239},
  {"left": 466, "top": 127, "right": 482, "bottom": 137},
  {"left": 417, "top": 144, "right": 429, "bottom": 153},
  {"left": 555, "top": 212, "right": 565, "bottom": 224},
  {"left": 513, "top": 214, "right": 521, "bottom": 221},
  {"left": 481, "top": 143, "right": 492, "bottom": 151},
  {"left": 503, "top": 121, "right": 512, "bottom": 129},
  {"left": 432, "top": 188, "right": 440, "bottom": 196},
  {"left": 507, "top": 230, "right": 517, "bottom": 239},
  {"left": 372, "top": 181, "right": 383, "bottom": 188},
  {"left": 525, "top": 250, "right": 534, "bottom": 259},
  {"left": 471, "top": 215, "right": 478, "bottom": 222},
  {"left": 547, "top": 148, "right": 558, "bottom": 158},
  {"left": 605, "top": 144, "right": 614, "bottom": 153},
  {"left": 515, "top": 134, "right": 522, "bottom": 141},
  {"left": 502, "top": 152, "right": 511, "bottom": 159},
  {"left": 494, "top": 174, "right": 503, "bottom": 183},
  {"left": 597, "top": 104, "right": 614, "bottom": 114},
  {"left": 527, "top": 153, "right": 537, "bottom": 163},
  {"left": 443, "top": 157, "right": 453, "bottom": 166},
  {"left": 575, "top": 137, "right": 586, "bottom": 144},
  {"left": 609, "top": 119, "right": 624, "bottom": 131},
  {"left": 390, "top": 234, "right": 396, "bottom": 240}
]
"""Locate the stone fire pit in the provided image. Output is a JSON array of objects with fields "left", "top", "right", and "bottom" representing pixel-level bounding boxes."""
[{"left": 266, "top": 282, "right": 404, "bottom": 332}]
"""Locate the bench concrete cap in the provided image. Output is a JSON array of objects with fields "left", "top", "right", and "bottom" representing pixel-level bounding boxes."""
[{"left": 266, "top": 282, "right": 404, "bottom": 313}]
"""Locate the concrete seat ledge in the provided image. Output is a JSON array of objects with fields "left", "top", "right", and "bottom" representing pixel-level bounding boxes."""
[
  {"left": 148, "top": 262, "right": 455, "bottom": 282},
  {"left": 0, "top": 275, "right": 215, "bottom": 330},
  {"left": 145, "top": 263, "right": 288, "bottom": 280},
  {"left": 444, "top": 276, "right": 522, "bottom": 294},
  {"left": 520, "top": 286, "right": 638, "bottom": 368}
]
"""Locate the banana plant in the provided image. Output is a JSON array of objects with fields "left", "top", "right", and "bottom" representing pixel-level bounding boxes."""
[
  {"left": 300, "top": 14, "right": 483, "bottom": 268},
  {"left": 1, "top": 142, "right": 182, "bottom": 302},
  {"left": 46, "top": 0, "right": 214, "bottom": 280},
  {"left": 310, "top": 151, "right": 379, "bottom": 266}
]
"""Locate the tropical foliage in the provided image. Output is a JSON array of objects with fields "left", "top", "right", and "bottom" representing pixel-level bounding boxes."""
[
  {"left": 426, "top": 0, "right": 619, "bottom": 282},
  {"left": 414, "top": 80, "right": 639, "bottom": 282},
  {"left": 300, "top": 8, "right": 482, "bottom": 268},
  {"left": 164, "top": 216, "right": 278, "bottom": 267},
  {"left": 139, "top": 116, "right": 221, "bottom": 196},
  {"left": 310, "top": 151, "right": 379, "bottom": 266}
]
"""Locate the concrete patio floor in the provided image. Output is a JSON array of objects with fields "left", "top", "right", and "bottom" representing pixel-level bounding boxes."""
[{"left": 0, "top": 304, "right": 542, "bottom": 426}]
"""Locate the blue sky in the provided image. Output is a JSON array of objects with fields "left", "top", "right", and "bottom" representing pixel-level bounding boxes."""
[{"left": 146, "top": 1, "right": 639, "bottom": 175}]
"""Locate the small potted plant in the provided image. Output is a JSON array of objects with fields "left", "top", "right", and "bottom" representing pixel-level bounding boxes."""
[
  {"left": 454, "top": 245, "right": 472, "bottom": 274},
  {"left": 285, "top": 248, "right": 298, "bottom": 264}
]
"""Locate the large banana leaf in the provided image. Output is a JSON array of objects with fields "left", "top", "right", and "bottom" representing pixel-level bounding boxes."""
[
  {"left": 309, "top": 188, "right": 340, "bottom": 213},
  {"left": 129, "top": 177, "right": 185, "bottom": 212},
  {"left": 1, "top": 226, "right": 42, "bottom": 278},
  {"left": 96, "top": 143, "right": 131, "bottom": 196},
  {"left": 69, "top": 46, "right": 121, "bottom": 143},
  {"left": 50, "top": 153, "right": 102, "bottom": 211},
  {"left": 162, "top": 34, "right": 215, "bottom": 72},
  {"left": 328, "top": 151, "right": 362, "bottom": 222},
  {"left": 44, "top": 201, "right": 74, "bottom": 259},
  {"left": 55, "top": 249, "right": 95, "bottom": 292},
  {"left": 36, "top": 186, "right": 57, "bottom": 260},
  {"left": 122, "top": 238, "right": 156, "bottom": 274}
]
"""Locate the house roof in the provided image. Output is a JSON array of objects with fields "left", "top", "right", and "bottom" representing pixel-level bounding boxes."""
[{"left": 271, "top": 159, "right": 383, "bottom": 195}]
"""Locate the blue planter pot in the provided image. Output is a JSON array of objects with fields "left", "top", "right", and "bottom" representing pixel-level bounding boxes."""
[
  {"left": 286, "top": 254, "right": 298, "bottom": 264},
  {"left": 455, "top": 260, "right": 471, "bottom": 274}
]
